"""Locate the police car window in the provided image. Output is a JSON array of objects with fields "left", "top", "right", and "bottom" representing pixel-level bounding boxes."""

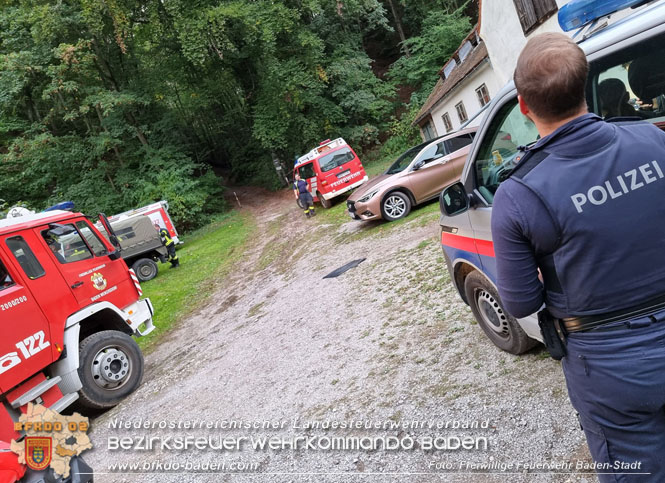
[
  {"left": 589, "top": 36, "right": 665, "bottom": 124},
  {"left": 474, "top": 100, "right": 539, "bottom": 204},
  {"left": 41, "top": 225, "right": 94, "bottom": 264},
  {"left": 6, "top": 237, "right": 45, "bottom": 280},
  {"left": 318, "top": 148, "right": 355, "bottom": 173},
  {"left": 75, "top": 221, "right": 108, "bottom": 257},
  {"left": 298, "top": 163, "right": 315, "bottom": 179},
  {"left": 0, "top": 259, "right": 14, "bottom": 290}
]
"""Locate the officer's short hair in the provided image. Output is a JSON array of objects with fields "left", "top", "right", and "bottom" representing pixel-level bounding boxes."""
[{"left": 514, "top": 33, "right": 588, "bottom": 122}]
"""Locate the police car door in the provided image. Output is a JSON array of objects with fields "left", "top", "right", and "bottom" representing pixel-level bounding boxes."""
[{"left": 464, "top": 92, "right": 539, "bottom": 283}]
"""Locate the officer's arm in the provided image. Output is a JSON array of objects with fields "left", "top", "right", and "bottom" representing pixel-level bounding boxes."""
[{"left": 491, "top": 184, "right": 544, "bottom": 319}]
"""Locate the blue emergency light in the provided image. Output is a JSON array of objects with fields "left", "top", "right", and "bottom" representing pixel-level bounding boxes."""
[
  {"left": 558, "top": 0, "right": 650, "bottom": 32},
  {"left": 44, "top": 201, "right": 75, "bottom": 212}
]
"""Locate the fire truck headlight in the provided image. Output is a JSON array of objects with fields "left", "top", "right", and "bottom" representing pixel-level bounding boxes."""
[{"left": 358, "top": 190, "right": 379, "bottom": 203}]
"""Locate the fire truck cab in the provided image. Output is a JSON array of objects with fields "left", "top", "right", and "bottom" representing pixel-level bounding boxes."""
[
  {"left": 293, "top": 138, "right": 368, "bottom": 208},
  {"left": 438, "top": 0, "right": 665, "bottom": 354},
  {"left": 0, "top": 210, "right": 153, "bottom": 445}
]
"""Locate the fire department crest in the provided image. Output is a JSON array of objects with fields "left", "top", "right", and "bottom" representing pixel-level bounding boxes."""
[
  {"left": 25, "top": 437, "right": 52, "bottom": 471},
  {"left": 90, "top": 272, "right": 107, "bottom": 291}
]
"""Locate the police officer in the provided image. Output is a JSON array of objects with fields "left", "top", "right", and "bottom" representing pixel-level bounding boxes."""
[
  {"left": 293, "top": 172, "right": 315, "bottom": 218},
  {"left": 159, "top": 227, "right": 179, "bottom": 268},
  {"left": 491, "top": 33, "right": 665, "bottom": 482}
]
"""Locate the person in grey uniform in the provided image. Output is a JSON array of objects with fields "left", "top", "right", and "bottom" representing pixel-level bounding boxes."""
[{"left": 492, "top": 33, "right": 665, "bottom": 482}]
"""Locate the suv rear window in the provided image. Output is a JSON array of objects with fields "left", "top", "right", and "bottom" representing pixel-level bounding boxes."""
[
  {"left": 318, "top": 148, "right": 355, "bottom": 172},
  {"left": 589, "top": 33, "right": 665, "bottom": 124}
]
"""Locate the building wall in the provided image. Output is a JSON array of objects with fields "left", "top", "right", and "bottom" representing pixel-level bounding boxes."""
[
  {"left": 479, "top": 0, "right": 568, "bottom": 85},
  {"left": 430, "top": 62, "right": 502, "bottom": 135}
]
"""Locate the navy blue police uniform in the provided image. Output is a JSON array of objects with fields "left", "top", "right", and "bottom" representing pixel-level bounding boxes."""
[
  {"left": 492, "top": 113, "right": 665, "bottom": 482},
  {"left": 294, "top": 178, "right": 315, "bottom": 217}
]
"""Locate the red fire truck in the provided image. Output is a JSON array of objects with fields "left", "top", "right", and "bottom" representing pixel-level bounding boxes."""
[
  {"left": 293, "top": 138, "right": 368, "bottom": 208},
  {"left": 0, "top": 210, "right": 154, "bottom": 480}
]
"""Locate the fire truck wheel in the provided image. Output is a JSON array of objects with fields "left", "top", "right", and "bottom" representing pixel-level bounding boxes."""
[
  {"left": 463, "top": 271, "right": 537, "bottom": 355},
  {"left": 132, "top": 258, "right": 158, "bottom": 282},
  {"left": 381, "top": 191, "right": 411, "bottom": 221},
  {"left": 77, "top": 330, "right": 144, "bottom": 410},
  {"left": 318, "top": 192, "right": 332, "bottom": 209}
]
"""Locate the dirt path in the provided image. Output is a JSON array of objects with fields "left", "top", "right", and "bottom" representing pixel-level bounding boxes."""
[{"left": 87, "top": 188, "right": 594, "bottom": 483}]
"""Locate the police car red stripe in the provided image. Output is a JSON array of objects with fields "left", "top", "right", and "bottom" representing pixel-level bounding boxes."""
[
  {"left": 128, "top": 269, "right": 143, "bottom": 296},
  {"left": 441, "top": 233, "right": 495, "bottom": 258}
]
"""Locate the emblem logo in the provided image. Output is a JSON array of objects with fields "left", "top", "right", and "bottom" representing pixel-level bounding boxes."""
[
  {"left": 90, "top": 272, "right": 107, "bottom": 291},
  {"left": 25, "top": 437, "right": 52, "bottom": 471}
]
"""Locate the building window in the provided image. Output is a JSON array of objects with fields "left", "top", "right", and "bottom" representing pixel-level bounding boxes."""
[
  {"left": 455, "top": 102, "right": 468, "bottom": 124},
  {"left": 512, "top": 0, "right": 558, "bottom": 35},
  {"left": 421, "top": 121, "right": 436, "bottom": 141},
  {"left": 476, "top": 84, "right": 491, "bottom": 107},
  {"left": 442, "top": 113, "right": 453, "bottom": 133}
]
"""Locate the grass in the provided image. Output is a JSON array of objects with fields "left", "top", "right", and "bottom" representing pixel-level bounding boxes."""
[{"left": 136, "top": 211, "right": 254, "bottom": 351}]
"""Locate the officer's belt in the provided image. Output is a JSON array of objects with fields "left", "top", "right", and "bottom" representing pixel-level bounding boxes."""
[{"left": 562, "top": 294, "right": 665, "bottom": 333}]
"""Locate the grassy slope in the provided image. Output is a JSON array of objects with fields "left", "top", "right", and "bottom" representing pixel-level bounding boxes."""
[{"left": 136, "top": 211, "right": 254, "bottom": 351}]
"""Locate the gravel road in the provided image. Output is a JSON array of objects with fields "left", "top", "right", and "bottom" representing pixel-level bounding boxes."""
[{"left": 86, "top": 188, "right": 595, "bottom": 483}]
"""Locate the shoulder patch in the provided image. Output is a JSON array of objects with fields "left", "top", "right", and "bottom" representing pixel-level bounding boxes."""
[{"left": 509, "top": 150, "right": 550, "bottom": 180}]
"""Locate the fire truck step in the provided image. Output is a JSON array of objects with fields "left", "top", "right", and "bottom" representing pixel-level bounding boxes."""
[
  {"left": 9, "top": 376, "right": 62, "bottom": 408},
  {"left": 49, "top": 392, "right": 79, "bottom": 413}
]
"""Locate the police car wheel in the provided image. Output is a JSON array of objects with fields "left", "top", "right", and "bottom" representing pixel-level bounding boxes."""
[
  {"left": 132, "top": 258, "right": 158, "bottom": 282},
  {"left": 381, "top": 191, "right": 411, "bottom": 221},
  {"left": 318, "top": 192, "right": 332, "bottom": 209},
  {"left": 77, "top": 330, "right": 144, "bottom": 410},
  {"left": 463, "top": 271, "right": 537, "bottom": 355}
]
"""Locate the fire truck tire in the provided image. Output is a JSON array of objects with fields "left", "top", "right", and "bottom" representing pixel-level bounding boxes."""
[
  {"left": 132, "top": 258, "right": 158, "bottom": 282},
  {"left": 77, "top": 330, "right": 144, "bottom": 410},
  {"left": 318, "top": 192, "right": 332, "bottom": 209},
  {"left": 463, "top": 271, "right": 537, "bottom": 355}
]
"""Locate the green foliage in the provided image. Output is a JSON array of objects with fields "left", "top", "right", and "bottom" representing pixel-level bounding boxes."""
[
  {"left": 0, "top": 0, "right": 474, "bottom": 208},
  {"left": 389, "top": 7, "right": 471, "bottom": 98}
]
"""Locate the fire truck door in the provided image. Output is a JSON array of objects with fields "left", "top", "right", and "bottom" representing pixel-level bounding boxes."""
[
  {"left": 35, "top": 221, "right": 132, "bottom": 310},
  {"left": 0, "top": 240, "right": 55, "bottom": 393}
]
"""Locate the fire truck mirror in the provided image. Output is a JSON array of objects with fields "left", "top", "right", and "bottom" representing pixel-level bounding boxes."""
[{"left": 108, "top": 250, "right": 122, "bottom": 261}]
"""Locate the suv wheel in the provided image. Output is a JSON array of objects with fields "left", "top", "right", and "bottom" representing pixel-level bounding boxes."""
[
  {"left": 463, "top": 271, "right": 537, "bottom": 355},
  {"left": 381, "top": 191, "right": 411, "bottom": 221}
]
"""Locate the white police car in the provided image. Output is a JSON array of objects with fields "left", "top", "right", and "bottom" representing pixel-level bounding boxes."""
[{"left": 439, "top": 0, "right": 665, "bottom": 354}]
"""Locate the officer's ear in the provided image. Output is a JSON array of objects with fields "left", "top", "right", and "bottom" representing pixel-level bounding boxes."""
[{"left": 518, "top": 95, "right": 530, "bottom": 116}]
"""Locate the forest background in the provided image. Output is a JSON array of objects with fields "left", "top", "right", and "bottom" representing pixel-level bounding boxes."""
[{"left": 0, "top": 0, "right": 475, "bottom": 229}]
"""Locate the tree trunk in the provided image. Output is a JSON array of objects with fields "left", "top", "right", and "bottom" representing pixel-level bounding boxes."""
[{"left": 386, "top": 0, "right": 410, "bottom": 57}]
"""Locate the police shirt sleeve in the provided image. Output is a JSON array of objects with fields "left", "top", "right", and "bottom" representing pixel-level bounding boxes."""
[{"left": 491, "top": 183, "right": 544, "bottom": 319}]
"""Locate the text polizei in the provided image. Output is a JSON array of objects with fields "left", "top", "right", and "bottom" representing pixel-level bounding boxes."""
[{"left": 571, "top": 160, "right": 664, "bottom": 213}]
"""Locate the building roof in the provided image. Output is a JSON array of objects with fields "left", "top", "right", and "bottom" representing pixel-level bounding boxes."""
[{"left": 414, "top": 39, "right": 489, "bottom": 126}]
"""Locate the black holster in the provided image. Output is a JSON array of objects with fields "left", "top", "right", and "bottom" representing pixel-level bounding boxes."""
[{"left": 538, "top": 309, "right": 567, "bottom": 360}]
